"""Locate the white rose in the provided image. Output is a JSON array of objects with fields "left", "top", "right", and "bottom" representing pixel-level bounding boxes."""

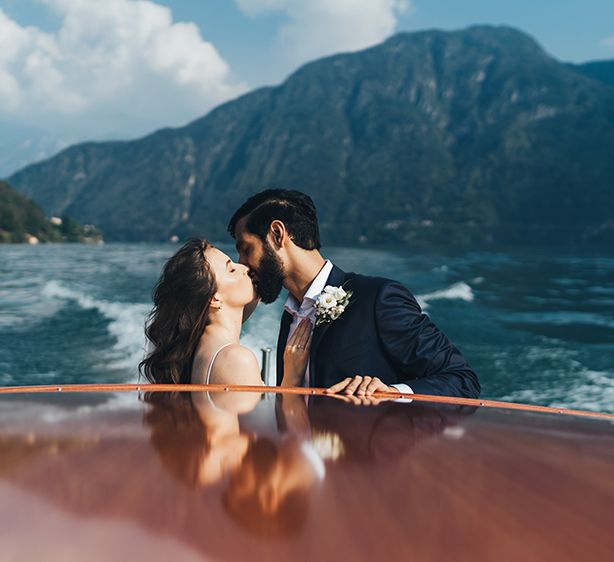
[
  {"left": 323, "top": 285, "right": 337, "bottom": 295},
  {"left": 318, "top": 293, "right": 336, "bottom": 309},
  {"left": 333, "top": 287, "right": 347, "bottom": 300}
]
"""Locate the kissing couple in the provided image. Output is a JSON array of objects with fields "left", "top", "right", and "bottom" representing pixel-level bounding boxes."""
[{"left": 140, "top": 189, "right": 480, "bottom": 399}]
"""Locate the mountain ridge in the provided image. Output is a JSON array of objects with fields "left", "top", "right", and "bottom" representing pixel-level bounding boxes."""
[
  {"left": 7, "top": 25, "right": 614, "bottom": 245},
  {"left": 571, "top": 59, "right": 614, "bottom": 87}
]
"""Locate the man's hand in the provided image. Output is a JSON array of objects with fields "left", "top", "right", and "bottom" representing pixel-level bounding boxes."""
[{"left": 325, "top": 375, "right": 400, "bottom": 397}]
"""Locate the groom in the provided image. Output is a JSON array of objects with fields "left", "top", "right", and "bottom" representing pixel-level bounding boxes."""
[{"left": 228, "top": 189, "right": 480, "bottom": 398}]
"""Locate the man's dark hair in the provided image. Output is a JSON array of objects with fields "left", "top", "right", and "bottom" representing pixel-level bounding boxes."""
[{"left": 228, "top": 189, "right": 321, "bottom": 250}]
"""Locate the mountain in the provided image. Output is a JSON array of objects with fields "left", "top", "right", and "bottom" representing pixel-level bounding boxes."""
[
  {"left": 0, "top": 122, "right": 73, "bottom": 178},
  {"left": 0, "top": 180, "right": 101, "bottom": 243},
  {"left": 572, "top": 60, "right": 614, "bottom": 87},
  {"left": 7, "top": 26, "right": 614, "bottom": 246}
]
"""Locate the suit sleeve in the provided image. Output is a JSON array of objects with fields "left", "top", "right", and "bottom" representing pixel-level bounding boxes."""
[{"left": 374, "top": 281, "right": 480, "bottom": 398}]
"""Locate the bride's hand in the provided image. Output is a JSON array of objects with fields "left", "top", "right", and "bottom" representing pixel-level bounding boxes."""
[{"left": 281, "top": 318, "right": 312, "bottom": 387}]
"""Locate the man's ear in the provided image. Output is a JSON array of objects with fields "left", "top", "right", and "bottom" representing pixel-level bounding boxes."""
[{"left": 268, "top": 220, "right": 287, "bottom": 249}]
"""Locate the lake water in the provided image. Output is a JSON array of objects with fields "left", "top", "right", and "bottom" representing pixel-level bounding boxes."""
[{"left": 1, "top": 243, "right": 613, "bottom": 413}]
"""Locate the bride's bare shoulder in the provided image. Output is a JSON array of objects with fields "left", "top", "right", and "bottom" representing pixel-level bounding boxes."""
[{"left": 210, "top": 344, "right": 262, "bottom": 385}]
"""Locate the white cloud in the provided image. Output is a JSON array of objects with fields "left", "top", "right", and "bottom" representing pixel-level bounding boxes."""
[
  {"left": 235, "top": 0, "right": 411, "bottom": 68},
  {"left": 600, "top": 36, "right": 614, "bottom": 49},
  {"left": 0, "top": 0, "right": 247, "bottom": 139}
]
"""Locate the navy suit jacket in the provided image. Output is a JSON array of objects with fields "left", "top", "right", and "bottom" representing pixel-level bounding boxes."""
[{"left": 276, "top": 265, "right": 480, "bottom": 398}]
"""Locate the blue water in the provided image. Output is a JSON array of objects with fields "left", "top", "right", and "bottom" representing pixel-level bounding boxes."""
[{"left": 1, "top": 243, "right": 613, "bottom": 413}]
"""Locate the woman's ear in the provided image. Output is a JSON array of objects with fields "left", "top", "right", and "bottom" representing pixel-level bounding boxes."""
[
  {"left": 269, "top": 220, "right": 286, "bottom": 249},
  {"left": 210, "top": 295, "right": 223, "bottom": 310}
]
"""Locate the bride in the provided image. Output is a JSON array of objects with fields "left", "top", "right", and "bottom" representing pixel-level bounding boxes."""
[{"left": 139, "top": 238, "right": 311, "bottom": 387}]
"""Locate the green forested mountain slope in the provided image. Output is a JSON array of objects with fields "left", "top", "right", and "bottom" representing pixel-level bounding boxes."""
[
  {"left": 572, "top": 60, "right": 614, "bottom": 87},
  {"left": 0, "top": 180, "right": 100, "bottom": 243}
]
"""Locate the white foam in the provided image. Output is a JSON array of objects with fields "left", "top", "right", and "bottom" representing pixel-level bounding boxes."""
[
  {"left": 0, "top": 278, "right": 64, "bottom": 328},
  {"left": 500, "top": 368, "right": 614, "bottom": 414},
  {"left": 42, "top": 281, "right": 149, "bottom": 377},
  {"left": 416, "top": 281, "right": 474, "bottom": 309},
  {"left": 0, "top": 372, "right": 16, "bottom": 384},
  {"left": 504, "top": 310, "right": 614, "bottom": 329}
]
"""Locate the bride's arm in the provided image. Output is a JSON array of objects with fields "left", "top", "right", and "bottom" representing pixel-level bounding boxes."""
[{"left": 208, "top": 345, "right": 264, "bottom": 386}]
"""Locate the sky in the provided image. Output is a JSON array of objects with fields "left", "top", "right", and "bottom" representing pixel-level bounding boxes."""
[{"left": 1, "top": 0, "right": 613, "bottom": 176}]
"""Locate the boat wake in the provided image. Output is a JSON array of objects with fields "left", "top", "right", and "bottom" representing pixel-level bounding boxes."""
[
  {"left": 500, "top": 368, "right": 614, "bottom": 414},
  {"left": 42, "top": 281, "right": 149, "bottom": 375}
]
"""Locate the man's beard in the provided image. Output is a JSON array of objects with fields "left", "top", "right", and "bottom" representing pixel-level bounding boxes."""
[{"left": 254, "top": 243, "right": 285, "bottom": 304}]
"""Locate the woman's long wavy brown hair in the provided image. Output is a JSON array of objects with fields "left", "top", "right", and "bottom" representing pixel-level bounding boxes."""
[{"left": 139, "top": 238, "right": 217, "bottom": 384}]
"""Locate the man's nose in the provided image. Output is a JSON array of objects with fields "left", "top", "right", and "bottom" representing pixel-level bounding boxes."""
[{"left": 237, "top": 254, "right": 248, "bottom": 267}]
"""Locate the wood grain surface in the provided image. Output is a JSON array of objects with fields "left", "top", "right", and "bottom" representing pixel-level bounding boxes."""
[{"left": 0, "top": 390, "right": 612, "bottom": 562}]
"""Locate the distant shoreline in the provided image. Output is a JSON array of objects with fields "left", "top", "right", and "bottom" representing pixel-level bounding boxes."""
[{"left": 3, "top": 239, "right": 611, "bottom": 258}]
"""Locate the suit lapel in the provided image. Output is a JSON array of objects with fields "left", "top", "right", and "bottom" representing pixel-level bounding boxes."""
[
  {"left": 276, "top": 310, "right": 293, "bottom": 385},
  {"left": 309, "top": 265, "right": 347, "bottom": 386}
]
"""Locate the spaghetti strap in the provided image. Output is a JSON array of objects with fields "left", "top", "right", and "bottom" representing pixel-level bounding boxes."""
[{"left": 205, "top": 343, "right": 234, "bottom": 385}]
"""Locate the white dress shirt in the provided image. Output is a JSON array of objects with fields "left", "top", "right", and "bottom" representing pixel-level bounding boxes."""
[{"left": 282, "top": 260, "right": 413, "bottom": 395}]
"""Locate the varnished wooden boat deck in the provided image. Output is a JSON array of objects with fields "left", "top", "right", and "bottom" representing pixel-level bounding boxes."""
[{"left": 0, "top": 386, "right": 612, "bottom": 561}]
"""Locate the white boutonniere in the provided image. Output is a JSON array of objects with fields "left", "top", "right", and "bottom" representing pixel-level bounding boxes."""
[{"left": 314, "top": 284, "right": 353, "bottom": 326}]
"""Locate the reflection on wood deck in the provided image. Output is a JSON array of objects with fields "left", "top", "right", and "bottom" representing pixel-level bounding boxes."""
[{"left": 0, "top": 386, "right": 612, "bottom": 561}]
